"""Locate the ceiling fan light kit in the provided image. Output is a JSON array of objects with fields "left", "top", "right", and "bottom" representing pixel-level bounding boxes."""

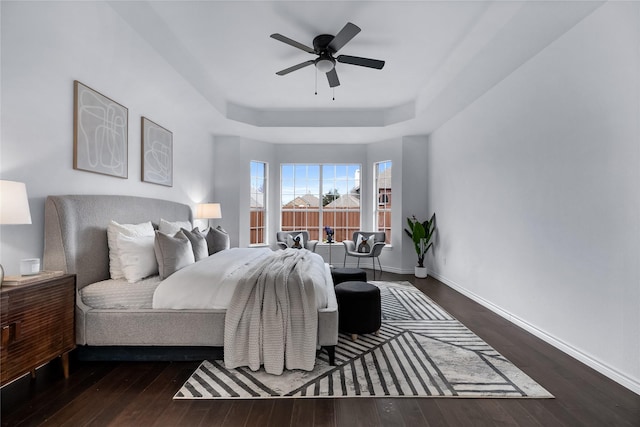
[
  {"left": 270, "top": 22, "right": 385, "bottom": 93},
  {"left": 315, "top": 56, "right": 335, "bottom": 73}
]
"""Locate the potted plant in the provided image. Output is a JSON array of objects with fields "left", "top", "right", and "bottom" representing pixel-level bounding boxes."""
[{"left": 405, "top": 213, "right": 436, "bottom": 278}]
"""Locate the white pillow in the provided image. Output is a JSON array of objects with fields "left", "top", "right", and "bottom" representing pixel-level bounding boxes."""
[
  {"left": 158, "top": 218, "right": 193, "bottom": 235},
  {"left": 107, "top": 220, "right": 155, "bottom": 279},
  {"left": 286, "top": 233, "right": 305, "bottom": 249},
  {"left": 116, "top": 233, "right": 158, "bottom": 283},
  {"left": 356, "top": 233, "right": 372, "bottom": 253}
]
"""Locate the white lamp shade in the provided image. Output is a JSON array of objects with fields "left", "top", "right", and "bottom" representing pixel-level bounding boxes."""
[
  {"left": 0, "top": 180, "right": 32, "bottom": 224},
  {"left": 316, "top": 58, "right": 335, "bottom": 73},
  {"left": 195, "top": 203, "right": 222, "bottom": 219}
]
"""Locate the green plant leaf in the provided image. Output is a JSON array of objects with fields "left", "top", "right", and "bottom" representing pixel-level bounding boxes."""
[
  {"left": 412, "top": 222, "right": 425, "bottom": 244},
  {"left": 406, "top": 214, "right": 436, "bottom": 260}
]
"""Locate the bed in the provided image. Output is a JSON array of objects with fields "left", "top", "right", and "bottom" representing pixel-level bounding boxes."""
[{"left": 43, "top": 195, "right": 338, "bottom": 369}]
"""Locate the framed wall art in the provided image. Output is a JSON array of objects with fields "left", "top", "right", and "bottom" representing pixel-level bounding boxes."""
[
  {"left": 141, "top": 117, "right": 173, "bottom": 187},
  {"left": 73, "top": 81, "right": 128, "bottom": 178}
]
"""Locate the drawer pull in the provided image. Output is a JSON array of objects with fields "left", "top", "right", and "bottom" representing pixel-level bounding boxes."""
[
  {"left": 0, "top": 322, "right": 21, "bottom": 346},
  {"left": 1, "top": 325, "right": 9, "bottom": 347}
]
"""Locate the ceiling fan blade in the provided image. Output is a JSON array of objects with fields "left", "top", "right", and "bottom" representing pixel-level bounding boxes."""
[
  {"left": 326, "top": 68, "right": 340, "bottom": 88},
  {"left": 337, "top": 55, "right": 385, "bottom": 70},
  {"left": 276, "top": 60, "right": 315, "bottom": 76},
  {"left": 328, "top": 22, "right": 361, "bottom": 53},
  {"left": 270, "top": 33, "right": 315, "bottom": 54}
]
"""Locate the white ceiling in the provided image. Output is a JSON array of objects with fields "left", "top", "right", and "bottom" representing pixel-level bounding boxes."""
[{"left": 109, "top": 1, "right": 603, "bottom": 144}]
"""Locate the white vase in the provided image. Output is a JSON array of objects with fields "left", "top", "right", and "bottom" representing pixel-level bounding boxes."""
[{"left": 414, "top": 266, "right": 428, "bottom": 278}]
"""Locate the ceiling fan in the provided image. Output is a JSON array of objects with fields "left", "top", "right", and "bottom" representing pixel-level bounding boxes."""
[{"left": 270, "top": 22, "right": 385, "bottom": 88}]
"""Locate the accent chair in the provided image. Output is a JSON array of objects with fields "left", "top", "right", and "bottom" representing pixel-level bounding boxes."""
[
  {"left": 342, "top": 231, "right": 386, "bottom": 279},
  {"left": 276, "top": 230, "right": 319, "bottom": 252}
]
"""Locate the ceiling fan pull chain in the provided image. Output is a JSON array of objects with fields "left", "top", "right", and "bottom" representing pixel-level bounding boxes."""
[
  {"left": 333, "top": 87, "right": 335, "bottom": 101},
  {"left": 315, "top": 68, "right": 318, "bottom": 95}
]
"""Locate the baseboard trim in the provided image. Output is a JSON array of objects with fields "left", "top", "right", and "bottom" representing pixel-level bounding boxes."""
[{"left": 429, "top": 270, "right": 640, "bottom": 396}]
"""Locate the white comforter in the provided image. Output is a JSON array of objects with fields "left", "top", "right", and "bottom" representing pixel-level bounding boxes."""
[{"left": 152, "top": 247, "right": 330, "bottom": 310}]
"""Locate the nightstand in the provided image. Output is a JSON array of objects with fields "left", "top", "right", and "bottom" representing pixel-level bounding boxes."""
[{"left": 1, "top": 274, "right": 75, "bottom": 386}]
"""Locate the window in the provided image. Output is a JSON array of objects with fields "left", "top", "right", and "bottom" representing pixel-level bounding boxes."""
[
  {"left": 374, "top": 161, "right": 392, "bottom": 244},
  {"left": 250, "top": 161, "right": 267, "bottom": 245},
  {"left": 281, "top": 164, "right": 360, "bottom": 242}
]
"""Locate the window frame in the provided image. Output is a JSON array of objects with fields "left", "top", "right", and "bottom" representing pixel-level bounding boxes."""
[
  {"left": 249, "top": 160, "right": 268, "bottom": 246},
  {"left": 374, "top": 160, "right": 392, "bottom": 245},
  {"left": 280, "top": 163, "right": 361, "bottom": 243}
]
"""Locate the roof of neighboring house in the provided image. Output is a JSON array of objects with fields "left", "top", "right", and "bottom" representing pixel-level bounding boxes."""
[
  {"left": 377, "top": 166, "right": 392, "bottom": 190},
  {"left": 325, "top": 194, "right": 361, "bottom": 208},
  {"left": 283, "top": 193, "right": 320, "bottom": 208},
  {"left": 250, "top": 190, "right": 264, "bottom": 208},
  {"left": 352, "top": 166, "right": 391, "bottom": 193}
]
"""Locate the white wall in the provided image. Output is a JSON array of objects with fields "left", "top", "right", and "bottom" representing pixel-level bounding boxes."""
[
  {"left": 399, "top": 136, "right": 429, "bottom": 272},
  {"left": 426, "top": 2, "right": 639, "bottom": 393},
  {"left": 0, "top": 2, "right": 218, "bottom": 274},
  {"left": 366, "top": 136, "right": 430, "bottom": 273},
  {"left": 212, "top": 136, "right": 277, "bottom": 248}
]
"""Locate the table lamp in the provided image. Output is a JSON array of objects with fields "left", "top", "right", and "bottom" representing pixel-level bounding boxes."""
[
  {"left": 195, "top": 203, "right": 222, "bottom": 228},
  {"left": 0, "top": 180, "right": 33, "bottom": 283}
]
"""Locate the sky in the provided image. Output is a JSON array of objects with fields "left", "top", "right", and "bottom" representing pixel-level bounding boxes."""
[
  {"left": 280, "top": 163, "right": 360, "bottom": 203},
  {"left": 250, "top": 161, "right": 394, "bottom": 206}
]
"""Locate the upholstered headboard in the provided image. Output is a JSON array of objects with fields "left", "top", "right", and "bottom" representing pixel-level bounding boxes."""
[{"left": 44, "top": 195, "right": 193, "bottom": 288}]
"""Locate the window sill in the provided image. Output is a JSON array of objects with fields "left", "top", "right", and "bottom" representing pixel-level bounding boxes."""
[{"left": 249, "top": 244, "right": 269, "bottom": 248}]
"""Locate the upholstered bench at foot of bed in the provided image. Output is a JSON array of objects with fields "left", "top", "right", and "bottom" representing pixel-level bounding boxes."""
[{"left": 335, "top": 281, "right": 381, "bottom": 341}]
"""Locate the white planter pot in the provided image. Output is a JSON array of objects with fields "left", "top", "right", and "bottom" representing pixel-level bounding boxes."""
[{"left": 414, "top": 266, "right": 428, "bottom": 278}]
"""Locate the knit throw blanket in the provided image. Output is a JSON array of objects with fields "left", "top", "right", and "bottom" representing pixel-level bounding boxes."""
[{"left": 223, "top": 249, "right": 318, "bottom": 375}]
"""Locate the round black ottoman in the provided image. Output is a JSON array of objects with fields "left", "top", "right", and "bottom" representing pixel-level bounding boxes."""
[
  {"left": 331, "top": 267, "right": 367, "bottom": 286},
  {"left": 335, "top": 281, "right": 381, "bottom": 341}
]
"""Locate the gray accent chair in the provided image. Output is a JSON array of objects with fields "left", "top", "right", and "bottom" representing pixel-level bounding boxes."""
[
  {"left": 276, "top": 231, "right": 319, "bottom": 252},
  {"left": 342, "top": 231, "right": 386, "bottom": 280}
]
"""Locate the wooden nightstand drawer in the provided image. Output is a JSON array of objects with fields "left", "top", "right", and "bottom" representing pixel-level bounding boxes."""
[{"left": 1, "top": 274, "right": 75, "bottom": 386}]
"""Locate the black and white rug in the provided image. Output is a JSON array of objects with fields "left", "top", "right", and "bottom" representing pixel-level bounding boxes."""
[{"left": 174, "top": 281, "right": 553, "bottom": 399}]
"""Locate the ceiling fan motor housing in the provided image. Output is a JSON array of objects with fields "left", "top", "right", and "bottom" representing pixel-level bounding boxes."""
[{"left": 313, "top": 34, "right": 336, "bottom": 54}]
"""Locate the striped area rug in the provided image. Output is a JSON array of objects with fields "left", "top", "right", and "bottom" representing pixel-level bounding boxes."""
[{"left": 174, "top": 281, "right": 553, "bottom": 399}]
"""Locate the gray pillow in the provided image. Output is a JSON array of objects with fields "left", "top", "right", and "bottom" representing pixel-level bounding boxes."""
[
  {"left": 154, "top": 230, "right": 195, "bottom": 279},
  {"left": 181, "top": 228, "right": 209, "bottom": 261},
  {"left": 196, "top": 226, "right": 230, "bottom": 255}
]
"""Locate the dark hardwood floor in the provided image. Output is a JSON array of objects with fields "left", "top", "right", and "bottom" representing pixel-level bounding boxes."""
[{"left": 1, "top": 272, "right": 638, "bottom": 426}]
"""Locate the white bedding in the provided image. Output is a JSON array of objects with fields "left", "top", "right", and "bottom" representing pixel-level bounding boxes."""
[
  {"left": 80, "top": 276, "right": 161, "bottom": 309},
  {"left": 152, "top": 247, "right": 330, "bottom": 310}
]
